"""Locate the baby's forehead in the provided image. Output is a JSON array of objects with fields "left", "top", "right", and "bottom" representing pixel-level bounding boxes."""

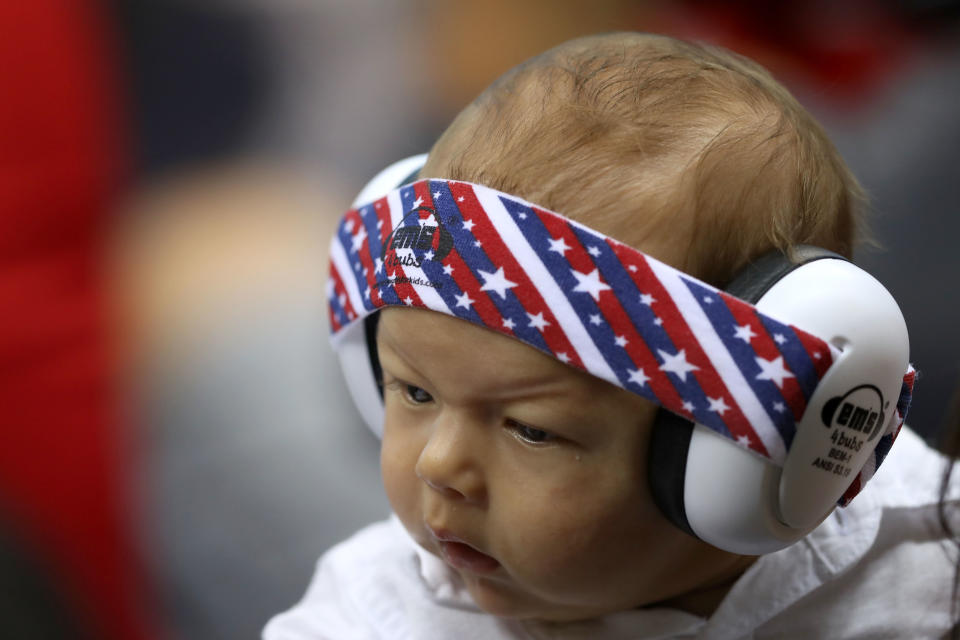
[
  {"left": 379, "top": 307, "right": 626, "bottom": 399},
  {"left": 378, "top": 307, "right": 658, "bottom": 434}
]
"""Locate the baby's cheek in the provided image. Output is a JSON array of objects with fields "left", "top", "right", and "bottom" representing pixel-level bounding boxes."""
[
  {"left": 380, "top": 433, "right": 420, "bottom": 517},
  {"left": 511, "top": 480, "right": 641, "bottom": 579}
]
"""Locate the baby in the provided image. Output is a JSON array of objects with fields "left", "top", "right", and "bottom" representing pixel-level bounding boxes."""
[{"left": 265, "top": 33, "right": 955, "bottom": 639}]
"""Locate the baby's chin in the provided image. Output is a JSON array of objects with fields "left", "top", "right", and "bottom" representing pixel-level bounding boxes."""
[{"left": 460, "top": 575, "right": 638, "bottom": 624}]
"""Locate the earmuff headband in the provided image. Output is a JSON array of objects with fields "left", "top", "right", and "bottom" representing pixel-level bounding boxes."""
[{"left": 328, "top": 178, "right": 913, "bottom": 504}]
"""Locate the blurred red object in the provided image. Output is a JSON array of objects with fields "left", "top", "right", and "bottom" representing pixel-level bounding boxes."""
[
  {"left": 639, "top": 0, "right": 932, "bottom": 106},
  {"left": 0, "top": 1, "right": 157, "bottom": 638}
]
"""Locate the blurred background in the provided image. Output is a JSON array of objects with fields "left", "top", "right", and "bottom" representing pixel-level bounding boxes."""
[{"left": 2, "top": 1, "right": 958, "bottom": 638}]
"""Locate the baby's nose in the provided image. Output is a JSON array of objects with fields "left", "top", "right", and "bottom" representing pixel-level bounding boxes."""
[{"left": 414, "top": 414, "right": 487, "bottom": 505}]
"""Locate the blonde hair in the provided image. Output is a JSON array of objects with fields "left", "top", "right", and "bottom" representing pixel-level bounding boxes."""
[{"left": 422, "top": 32, "right": 865, "bottom": 287}]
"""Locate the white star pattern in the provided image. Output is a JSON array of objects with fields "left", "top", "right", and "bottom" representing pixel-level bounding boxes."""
[
  {"left": 335, "top": 186, "right": 843, "bottom": 457},
  {"left": 433, "top": 191, "right": 441, "bottom": 199},
  {"left": 337, "top": 293, "right": 347, "bottom": 308},
  {"left": 413, "top": 196, "right": 424, "bottom": 208},
  {"left": 527, "top": 311, "right": 550, "bottom": 331},
  {"left": 755, "top": 355, "right": 795, "bottom": 389},
  {"left": 570, "top": 268, "right": 612, "bottom": 301},
  {"left": 519, "top": 213, "right": 527, "bottom": 220},
  {"left": 350, "top": 226, "right": 367, "bottom": 253},
  {"left": 376, "top": 219, "right": 384, "bottom": 230},
  {"left": 478, "top": 267, "right": 518, "bottom": 299},
  {"left": 707, "top": 396, "right": 731, "bottom": 415},
  {"left": 658, "top": 349, "right": 699, "bottom": 382},
  {"left": 548, "top": 236, "right": 572, "bottom": 255},
  {"left": 375, "top": 202, "right": 381, "bottom": 209},
  {"left": 628, "top": 368, "right": 650, "bottom": 387},
  {"left": 733, "top": 324, "right": 757, "bottom": 344}
]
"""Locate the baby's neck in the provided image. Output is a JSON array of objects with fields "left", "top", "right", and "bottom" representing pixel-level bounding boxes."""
[{"left": 656, "top": 555, "right": 758, "bottom": 618}]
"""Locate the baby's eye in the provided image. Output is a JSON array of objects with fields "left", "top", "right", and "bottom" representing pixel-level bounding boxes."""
[
  {"left": 507, "top": 420, "right": 554, "bottom": 444},
  {"left": 404, "top": 384, "right": 434, "bottom": 404}
]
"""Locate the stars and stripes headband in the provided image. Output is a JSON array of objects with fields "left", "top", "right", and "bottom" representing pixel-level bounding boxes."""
[{"left": 328, "top": 178, "right": 914, "bottom": 504}]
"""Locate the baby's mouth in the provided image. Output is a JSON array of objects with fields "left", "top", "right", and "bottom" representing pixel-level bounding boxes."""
[
  {"left": 429, "top": 527, "right": 501, "bottom": 574},
  {"left": 439, "top": 540, "right": 501, "bottom": 574}
]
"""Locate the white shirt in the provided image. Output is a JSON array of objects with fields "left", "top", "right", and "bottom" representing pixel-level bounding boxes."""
[{"left": 264, "top": 428, "right": 958, "bottom": 639}]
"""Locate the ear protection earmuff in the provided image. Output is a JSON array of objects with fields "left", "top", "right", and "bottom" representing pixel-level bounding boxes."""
[
  {"left": 648, "top": 247, "right": 909, "bottom": 553},
  {"left": 332, "top": 155, "right": 912, "bottom": 555},
  {"left": 334, "top": 154, "right": 428, "bottom": 436}
]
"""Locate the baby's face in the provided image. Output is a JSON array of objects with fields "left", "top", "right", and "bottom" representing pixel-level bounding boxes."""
[{"left": 377, "top": 307, "right": 748, "bottom": 621}]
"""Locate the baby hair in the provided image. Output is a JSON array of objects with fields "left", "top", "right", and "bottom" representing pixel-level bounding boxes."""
[{"left": 422, "top": 32, "right": 865, "bottom": 287}]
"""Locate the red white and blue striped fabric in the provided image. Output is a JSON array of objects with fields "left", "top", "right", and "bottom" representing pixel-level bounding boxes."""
[
  {"left": 328, "top": 179, "right": 912, "bottom": 486},
  {"left": 839, "top": 365, "right": 915, "bottom": 505}
]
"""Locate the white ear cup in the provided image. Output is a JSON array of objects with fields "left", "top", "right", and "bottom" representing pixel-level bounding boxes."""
[
  {"left": 334, "top": 320, "right": 385, "bottom": 438},
  {"left": 683, "top": 258, "right": 909, "bottom": 554},
  {"left": 335, "top": 154, "right": 429, "bottom": 438},
  {"left": 351, "top": 154, "right": 429, "bottom": 207}
]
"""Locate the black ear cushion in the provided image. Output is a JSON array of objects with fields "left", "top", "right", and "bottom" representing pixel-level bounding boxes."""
[
  {"left": 647, "top": 410, "right": 696, "bottom": 536},
  {"left": 723, "top": 245, "right": 844, "bottom": 302},
  {"left": 399, "top": 166, "right": 422, "bottom": 187},
  {"left": 365, "top": 311, "right": 384, "bottom": 400},
  {"left": 646, "top": 245, "right": 847, "bottom": 538}
]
